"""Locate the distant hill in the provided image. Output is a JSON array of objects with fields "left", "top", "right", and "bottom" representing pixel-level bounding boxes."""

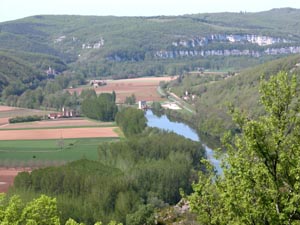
[
  {"left": 175, "top": 54, "right": 300, "bottom": 138},
  {"left": 0, "top": 50, "right": 66, "bottom": 98},
  {"left": 0, "top": 8, "right": 300, "bottom": 79}
]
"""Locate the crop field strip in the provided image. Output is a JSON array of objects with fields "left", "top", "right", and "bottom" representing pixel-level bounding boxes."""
[
  {"left": 0, "top": 137, "right": 119, "bottom": 162},
  {"left": 0, "top": 127, "right": 119, "bottom": 140}
]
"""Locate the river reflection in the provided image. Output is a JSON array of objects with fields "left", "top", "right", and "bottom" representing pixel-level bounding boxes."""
[{"left": 145, "top": 110, "right": 222, "bottom": 174}]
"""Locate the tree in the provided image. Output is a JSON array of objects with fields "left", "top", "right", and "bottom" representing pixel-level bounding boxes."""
[
  {"left": 188, "top": 72, "right": 300, "bottom": 224},
  {"left": 0, "top": 194, "right": 122, "bottom": 225},
  {"left": 126, "top": 204, "right": 155, "bottom": 225},
  {"left": 81, "top": 92, "right": 118, "bottom": 121},
  {"left": 124, "top": 94, "right": 136, "bottom": 105},
  {"left": 0, "top": 194, "right": 59, "bottom": 225},
  {"left": 115, "top": 107, "right": 146, "bottom": 137}
]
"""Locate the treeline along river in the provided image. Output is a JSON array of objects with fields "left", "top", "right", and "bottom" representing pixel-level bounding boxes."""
[{"left": 145, "top": 110, "right": 222, "bottom": 174}]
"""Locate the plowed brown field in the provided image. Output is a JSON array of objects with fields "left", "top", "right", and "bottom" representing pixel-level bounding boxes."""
[
  {"left": 0, "top": 127, "right": 118, "bottom": 140},
  {"left": 68, "top": 76, "right": 175, "bottom": 103}
]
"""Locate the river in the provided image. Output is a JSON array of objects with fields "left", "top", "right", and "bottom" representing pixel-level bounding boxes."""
[{"left": 145, "top": 110, "right": 222, "bottom": 174}]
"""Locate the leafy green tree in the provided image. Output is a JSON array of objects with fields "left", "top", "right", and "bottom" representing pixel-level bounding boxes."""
[
  {"left": 188, "top": 71, "right": 300, "bottom": 224},
  {"left": 80, "top": 89, "right": 97, "bottom": 100},
  {"left": 124, "top": 94, "right": 136, "bottom": 105},
  {"left": 81, "top": 92, "right": 118, "bottom": 121},
  {"left": 115, "top": 107, "right": 146, "bottom": 137},
  {"left": 126, "top": 204, "right": 155, "bottom": 225},
  {"left": 0, "top": 194, "right": 121, "bottom": 225},
  {"left": 0, "top": 195, "right": 59, "bottom": 225},
  {"left": 20, "top": 195, "right": 60, "bottom": 225}
]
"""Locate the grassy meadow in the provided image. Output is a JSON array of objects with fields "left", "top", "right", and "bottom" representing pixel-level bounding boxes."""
[{"left": 0, "top": 137, "right": 119, "bottom": 166}]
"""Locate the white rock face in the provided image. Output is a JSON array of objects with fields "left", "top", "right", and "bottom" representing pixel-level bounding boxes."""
[{"left": 171, "top": 34, "right": 291, "bottom": 48}]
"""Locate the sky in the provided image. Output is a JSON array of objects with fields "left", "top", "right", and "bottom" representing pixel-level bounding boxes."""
[{"left": 1, "top": 0, "right": 300, "bottom": 22}]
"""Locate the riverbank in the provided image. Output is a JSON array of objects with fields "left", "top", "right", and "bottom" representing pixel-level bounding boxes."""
[{"left": 145, "top": 110, "right": 222, "bottom": 174}]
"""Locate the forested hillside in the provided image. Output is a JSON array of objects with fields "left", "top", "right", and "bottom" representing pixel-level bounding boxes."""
[
  {"left": 1, "top": 8, "right": 300, "bottom": 106},
  {"left": 167, "top": 54, "right": 300, "bottom": 138},
  {"left": 0, "top": 8, "right": 300, "bottom": 80}
]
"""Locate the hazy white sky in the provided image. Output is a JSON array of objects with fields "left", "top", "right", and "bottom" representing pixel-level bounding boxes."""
[{"left": 1, "top": 0, "right": 300, "bottom": 22}]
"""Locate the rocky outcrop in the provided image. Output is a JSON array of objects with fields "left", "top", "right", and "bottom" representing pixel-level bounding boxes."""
[
  {"left": 172, "top": 34, "right": 291, "bottom": 48},
  {"left": 155, "top": 46, "right": 300, "bottom": 59},
  {"left": 82, "top": 37, "right": 105, "bottom": 49}
]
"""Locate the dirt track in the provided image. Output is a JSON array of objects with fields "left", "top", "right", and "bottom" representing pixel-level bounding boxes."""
[{"left": 0, "top": 127, "right": 119, "bottom": 140}]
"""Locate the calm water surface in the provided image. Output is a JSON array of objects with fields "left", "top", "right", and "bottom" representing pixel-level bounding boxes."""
[{"left": 146, "top": 110, "right": 222, "bottom": 174}]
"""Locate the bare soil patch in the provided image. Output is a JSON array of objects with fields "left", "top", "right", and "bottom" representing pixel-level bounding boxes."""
[
  {"left": 0, "top": 117, "right": 9, "bottom": 126},
  {"left": 0, "top": 127, "right": 119, "bottom": 140},
  {"left": 0, "top": 106, "right": 17, "bottom": 112},
  {"left": 0, "top": 167, "right": 31, "bottom": 193}
]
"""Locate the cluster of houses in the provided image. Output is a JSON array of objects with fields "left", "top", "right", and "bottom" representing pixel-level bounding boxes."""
[
  {"left": 90, "top": 80, "right": 107, "bottom": 88},
  {"left": 48, "top": 107, "right": 78, "bottom": 120},
  {"left": 182, "top": 91, "right": 196, "bottom": 101}
]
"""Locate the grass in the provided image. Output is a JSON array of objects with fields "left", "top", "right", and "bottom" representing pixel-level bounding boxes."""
[{"left": 0, "top": 137, "right": 119, "bottom": 164}]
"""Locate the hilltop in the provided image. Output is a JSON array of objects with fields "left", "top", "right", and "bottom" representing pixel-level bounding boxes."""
[{"left": 0, "top": 8, "right": 300, "bottom": 79}]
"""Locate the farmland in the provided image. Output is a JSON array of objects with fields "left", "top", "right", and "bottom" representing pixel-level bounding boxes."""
[
  {"left": 0, "top": 118, "right": 115, "bottom": 129},
  {"left": 68, "top": 76, "right": 175, "bottom": 103},
  {"left": 0, "top": 137, "right": 119, "bottom": 192},
  {"left": 0, "top": 137, "right": 119, "bottom": 162},
  {"left": 0, "top": 106, "right": 54, "bottom": 126},
  {"left": 0, "top": 76, "right": 173, "bottom": 193},
  {"left": 0, "top": 107, "right": 121, "bottom": 193}
]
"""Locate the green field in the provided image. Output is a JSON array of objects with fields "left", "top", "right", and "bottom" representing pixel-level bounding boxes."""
[{"left": 0, "top": 137, "right": 119, "bottom": 166}]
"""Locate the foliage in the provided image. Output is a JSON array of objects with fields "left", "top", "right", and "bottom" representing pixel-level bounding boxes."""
[
  {"left": 8, "top": 115, "right": 43, "bottom": 123},
  {"left": 0, "top": 194, "right": 60, "bottom": 225},
  {"left": 12, "top": 129, "right": 206, "bottom": 224},
  {"left": 126, "top": 204, "right": 155, "bottom": 225},
  {"left": 124, "top": 94, "right": 136, "bottom": 105},
  {"left": 98, "top": 129, "right": 205, "bottom": 202},
  {"left": 151, "top": 101, "right": 164, "bottom": 117},
  {"left": 166, "top": 54, "right": 300, "bottom": 138},
  {"left": 188, "top": 71, "right": 300, "bottom": 224},
  {"left": 115, "top": 107, "right": 146, "bottom": 137},
  {"left": 81, "top": 92, "right": 118, "bottom": 121},
  {"left": 0, "top": 194, "right": 121, "bottom": 225}
]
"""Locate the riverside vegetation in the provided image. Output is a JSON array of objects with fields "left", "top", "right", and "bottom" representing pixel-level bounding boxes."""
[{"left": 5, "top": 108, "right": 206, "bottom": 224}]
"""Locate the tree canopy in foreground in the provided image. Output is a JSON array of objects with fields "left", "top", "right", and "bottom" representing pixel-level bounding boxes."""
[{"left": 188, "top": 71, "right": 300, "bottom": 224}]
